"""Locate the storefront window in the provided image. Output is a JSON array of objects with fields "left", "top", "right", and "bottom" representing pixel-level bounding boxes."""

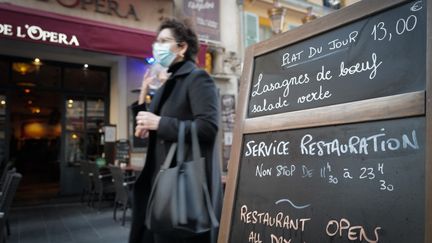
[
  {"left": 65, "top": 97, "right": 105, "bottom": 165},
  {"left": 86, "top": 98, "right": 105, "bottom": 160},
  {"left": 0, "top": 55, "right": 110, "bottom": 168},
  {"left": 63, "top": 66, "right": 108, "bottom": 93},
  {"left": 86, "top": 98, "right": 105, "bottom": 131},
  {"left": 65, "top": 131, "right": 85, "bottom": 164},
  {"left": 65, "top": 98, "right": 85, "bottom": 131},
  {"left": 0, "top": 60, "right": 9, "bottom": 86},
  {"left": 12, "top": 61, "right": 61, "bottom": 88}
]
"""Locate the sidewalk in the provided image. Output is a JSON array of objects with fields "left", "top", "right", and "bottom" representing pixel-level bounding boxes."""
[{"left": 7, "top": 203, "right": 130, "bottom": 243}]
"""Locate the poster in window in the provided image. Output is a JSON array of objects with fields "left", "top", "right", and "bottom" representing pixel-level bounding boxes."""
[{"left": 183, "top": 0, "right": 220, "bottom": 42}]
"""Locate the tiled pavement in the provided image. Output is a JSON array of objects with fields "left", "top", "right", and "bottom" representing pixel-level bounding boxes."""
[{"left": 6, "top": 203, "right": 130, "bottom": 243}]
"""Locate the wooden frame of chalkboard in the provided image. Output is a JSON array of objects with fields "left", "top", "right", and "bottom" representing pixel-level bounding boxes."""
[{"left": 219, "top": 0, "right": 432, "bottom": 242}]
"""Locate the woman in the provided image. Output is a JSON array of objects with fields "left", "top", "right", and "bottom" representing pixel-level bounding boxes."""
[{"left": 129, "top": 19, "right": 223, "bottom": 243}]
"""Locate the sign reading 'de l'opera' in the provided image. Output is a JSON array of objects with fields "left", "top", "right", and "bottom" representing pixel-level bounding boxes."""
[{"left": 0, "top": 22, "right": 79, "bottom": 46}]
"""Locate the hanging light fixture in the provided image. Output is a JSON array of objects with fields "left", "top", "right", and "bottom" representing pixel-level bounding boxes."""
[
  {"left": 12, "top": 62, "right": 36, "bottom": 75},
  {"left": 268, "top": 0, "right": 287, "bottom": 34},
  {"left": 32, "top": 58, "right": 43, "bottom": 71}
]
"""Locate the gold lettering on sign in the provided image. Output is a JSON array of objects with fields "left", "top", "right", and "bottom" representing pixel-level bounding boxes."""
[{"left": 35, "top": 0, "right": 139, "bottom": 21}]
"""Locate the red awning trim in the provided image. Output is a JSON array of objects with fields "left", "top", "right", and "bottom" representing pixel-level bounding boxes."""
[{"left": 0, "top": 3, "right": 207, "bottom": 64}]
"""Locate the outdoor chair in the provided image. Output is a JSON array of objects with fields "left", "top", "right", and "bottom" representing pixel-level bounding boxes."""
[
  {"left": 0, "top": 168, "right": 15, "bottom": 198},
  {"left": 109, "top": 165, "right": 135, "bottom": 226},
  {"left": 79, "top": 160, "right": 94, "bottom": 205},
  {"left": 0, "top": 162, "right": 13, "bottom": 192},
  {"left": 87, "top": 162, "right": 115, "bottom": 210},
  {"left": 0, "top": 173, "right": 22, "bottom": 243}
]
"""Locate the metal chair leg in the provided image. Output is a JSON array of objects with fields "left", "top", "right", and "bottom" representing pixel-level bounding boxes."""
[
  {"left": 98, "top": 191, "right": 103, "bottom": 211},
  {"left": 113, "top": 202, "right": 118, "bottom": 221},
  {"left": 122, "top": 204, "right": 127, "bottom": 226},
  {"left": 6, "top": 219, "right": 10, "bottom": 236}
]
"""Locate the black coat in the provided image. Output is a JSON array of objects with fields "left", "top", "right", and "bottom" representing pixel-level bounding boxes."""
[{"left": 129, "top": 61, "right": 223, "bottom": 243}]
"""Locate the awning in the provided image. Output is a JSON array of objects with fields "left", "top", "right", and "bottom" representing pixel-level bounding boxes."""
[{"left": 0, "top": 3, "right": 206, "bottom": 64}]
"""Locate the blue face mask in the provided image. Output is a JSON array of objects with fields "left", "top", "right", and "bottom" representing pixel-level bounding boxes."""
[{"left": 152, "top": 43, "right": 176, "bottom": 68}]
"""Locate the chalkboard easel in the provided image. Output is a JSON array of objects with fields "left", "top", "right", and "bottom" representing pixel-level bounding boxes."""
[
  {"left": 218, "top": 0, "right": 432, "bottom": 242},
  {"left": 114, "top": 139, "right": 130, "bottom": 164}
]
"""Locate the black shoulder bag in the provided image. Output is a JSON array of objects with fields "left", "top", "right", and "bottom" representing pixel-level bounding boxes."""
[{"left": 145, "top": 121, "right": 219, "bottom": 237}]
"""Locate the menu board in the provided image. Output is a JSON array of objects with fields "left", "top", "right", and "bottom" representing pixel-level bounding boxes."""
[
  {"left": 229, "top": 116, "right": 425, "bottom": 242},
  {"left": 218, "top": 0, "right": 431, "bottom": 243},
  {"left": 115, "top": 140, "right": 130, "bottom": 163},
  {"left": 248, "top": 0, "right": 425, "bottom": 117}
]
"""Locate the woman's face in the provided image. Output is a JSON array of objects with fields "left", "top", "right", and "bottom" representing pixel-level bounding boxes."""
[{"left": 155, "top": 28, "right": 188, "bottom": 65}]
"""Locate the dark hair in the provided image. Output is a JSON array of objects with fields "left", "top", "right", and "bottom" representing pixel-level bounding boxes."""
[{"left": 158, "top": 18, "right": 199, "bottom": 62}]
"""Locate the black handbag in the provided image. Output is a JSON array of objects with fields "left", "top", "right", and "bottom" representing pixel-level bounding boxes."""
[{"left": 145, "top": 121, "right": 219, "bottom": 237}]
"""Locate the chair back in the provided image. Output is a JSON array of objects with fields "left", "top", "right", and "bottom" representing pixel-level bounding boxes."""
[
  {"left": 109, "top": 166, "right": 128, "bottom": 204},
  {"left": 0, "top": 173, "right": 22, "bottom": 242},
  {"left": 87, "top": 162, "right": 103, "bottom": 191},
  {"left": 0, "top": 173, "right": 22, "bottom": 213},
  {"left": 0, "top": 162, "right": 13, "bottom": 189},
  {"left": 0, "top": 168, "right": 16, "bottom": 196},
  {"left": 80, "top": 161, "right": 93, "bottom": 191}
]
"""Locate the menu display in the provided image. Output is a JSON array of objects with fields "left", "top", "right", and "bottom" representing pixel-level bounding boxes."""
[
  {"left": 115, "top": 140, "right": 130, "bottom": 163},
  {"left": 248, "top": 1, "right": 425, "bottom": 117},
  {"left": 229, "top": 117, "right": 425, "bottom": 242}
]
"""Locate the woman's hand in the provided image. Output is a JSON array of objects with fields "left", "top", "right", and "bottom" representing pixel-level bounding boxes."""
[
  {"left": 135, "top": 111, "right": 161, "bottom": 138},
  {"left": 134, "top": 127, "right": 149, "bottom": 138},
  {"left": 138, "top": 69, "right": 156, "bottom": 105}
]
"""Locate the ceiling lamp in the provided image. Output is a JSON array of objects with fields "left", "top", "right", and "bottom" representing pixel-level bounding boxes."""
[
  {"left": 32, "top": 58, "right": 43, "bottom": 71},
  {"left": 268, "top": 0, "right": 287, "bottom": 34},
  {"left": 12, "top": 62, "right": 36, "bottom": 75}
]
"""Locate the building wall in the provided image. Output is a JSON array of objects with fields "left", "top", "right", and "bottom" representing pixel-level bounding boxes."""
[
  {"left": 243, "top": 0, "right": 362, "bottom": 36},
  {"left": 215, "top": 0, "right": 240, "bottom": 97},
  {"left": 244, "top": 0, "right": 306, "bottom": 29},
  {"left": 304, "top": 0, "right": 361, "bottom": 7}
]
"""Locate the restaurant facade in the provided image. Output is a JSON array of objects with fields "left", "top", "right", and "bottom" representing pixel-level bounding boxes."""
[{"left": 0, "top": 0, "right": 222, "bottom": 198}]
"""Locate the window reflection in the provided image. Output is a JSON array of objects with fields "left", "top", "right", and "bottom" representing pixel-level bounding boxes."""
[
  {"left": 0, "top": 95, "right": 5, "bottom": 116},
  {"left": 66, "top": 98, "right": 84, "bottom": 131},
  {"left": 87, "top": 99, "right": 105, "bottom": 131},
  {"left": 65, "top": 132, "right": 85, "bottom": 165},
  {"left": 65, "top": 97, "right": 105, "bottom": 165}
]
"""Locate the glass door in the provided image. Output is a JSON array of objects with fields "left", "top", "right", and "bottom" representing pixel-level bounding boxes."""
[{"left": 64, "top": 97, "right": 105, "bottom": 166}]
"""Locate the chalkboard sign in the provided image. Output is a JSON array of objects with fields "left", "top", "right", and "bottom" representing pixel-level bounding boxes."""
[
  {"left": 230, "top": 117, "right": 425, "bottom": 242},
  {"left": 248, "top": 0, "right": 426, "bottom": 118},
  {"left": 218, "top": 0, "right": 432, "bottom": 243},
  {"left": 115, "top": 139, "right": 130, "bottom": 163}
]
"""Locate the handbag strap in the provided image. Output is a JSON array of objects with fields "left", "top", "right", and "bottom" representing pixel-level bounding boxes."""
[
  {"left": 161, "top": 143, "right": 177, "bottom": 170},
  {"left": 203, "top": 182, "right": 220, "bottom": 227},
  {"left": 191, "top": 122, "right": 202, "bottom": 159},
  {"left": 177, "top": 121, "right": 201, "bottom": 166},
  {"left": 177, "top": 122, "right": 185, "bottom": 166}
]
